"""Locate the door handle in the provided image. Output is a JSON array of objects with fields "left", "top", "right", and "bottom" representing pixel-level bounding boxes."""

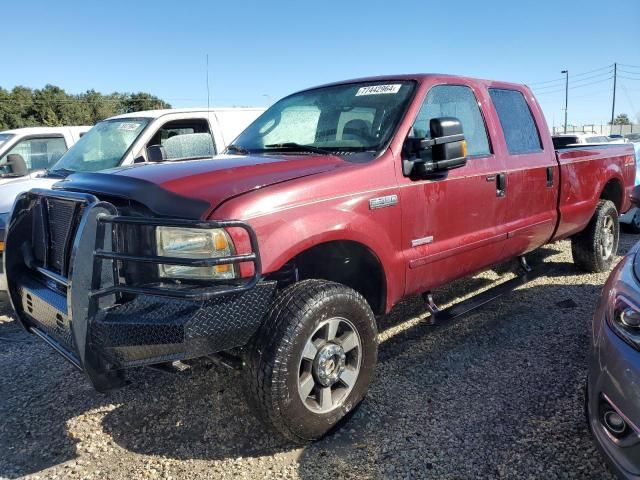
[
  {"left": 496, "top": 173, "right": 506, "bottom": 197},
  {"left": 546, "top": 167, "right": 554, "bottom": 187}
]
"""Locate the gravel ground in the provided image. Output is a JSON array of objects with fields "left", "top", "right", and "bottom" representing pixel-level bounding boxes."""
[{"left": 1, "top": 234, "right": 637, "bottom": 480}]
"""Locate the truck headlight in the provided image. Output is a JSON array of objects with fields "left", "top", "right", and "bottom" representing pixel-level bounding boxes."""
[
  {"left": 608, "top": 295, "right": 640, "bottom": 351},
  {"left": 156, "top": 227, "right": 236, "bottom": 280}
]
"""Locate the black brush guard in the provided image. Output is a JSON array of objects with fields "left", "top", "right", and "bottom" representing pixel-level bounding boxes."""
[{"left": 5, "top": 189, "right": 276, "bottom": 391}]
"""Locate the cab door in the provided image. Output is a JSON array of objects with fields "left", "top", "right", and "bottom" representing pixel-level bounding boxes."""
[
  {"left": 398, "top": 83, "right": 510, "bottom": 296},
  {"left": 486, "top": 87, "right": 559, "bottom": 256}
]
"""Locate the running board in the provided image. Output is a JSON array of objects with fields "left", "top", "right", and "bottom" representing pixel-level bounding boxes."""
[{"left": 425, "top": 258, "right": 547, "bottom": 324}]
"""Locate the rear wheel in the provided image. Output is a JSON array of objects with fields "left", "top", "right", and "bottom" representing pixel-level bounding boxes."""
[
  {"left": 571, "top": 199, "right": 619, "bottom": 273},
  {"left": 244, "top": 279, "right": 378, "bottom": 443}
]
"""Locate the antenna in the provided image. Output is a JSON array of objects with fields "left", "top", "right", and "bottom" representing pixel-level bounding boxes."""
[{"left": 206, "top": 53, "right": 211, "bottom": 111}]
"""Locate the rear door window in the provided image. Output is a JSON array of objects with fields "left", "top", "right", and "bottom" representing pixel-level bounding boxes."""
[
  {"left": 410, "top": 85, "right": 491, "bottom": 157},
  {"left": 489, "top": 88, "right": 542, "bottom": 154}
]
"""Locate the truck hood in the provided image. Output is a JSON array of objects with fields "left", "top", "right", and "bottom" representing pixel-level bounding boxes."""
[
  {"left": 57, "top": 154, "right": 350, "bottom": 219},
  {"left": 0, "top": 176, "right": 58, "bottom": 213}
]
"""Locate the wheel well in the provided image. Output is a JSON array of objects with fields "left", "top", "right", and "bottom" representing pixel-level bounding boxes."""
[
  {"left": 269, "top": 241, "right": 387, "bottom": 315},
  {"left": 601, "top": 179, "right": 623, "bottom": 212}
]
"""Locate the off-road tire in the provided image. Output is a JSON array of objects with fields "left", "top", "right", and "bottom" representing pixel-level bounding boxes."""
[
  {"left": 571, "top": 199, "right": 619, "bottom": 273},
  {"left": 244, "top": 279, "right": 378, "bottom": 443}
]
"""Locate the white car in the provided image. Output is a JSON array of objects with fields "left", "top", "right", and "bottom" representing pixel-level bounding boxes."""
[
  {"left": 620, "top": 140, "right": 640, "bottom": 232},
  {"left": 0, "top": 107, "right": 265, "bottom": 292},
  {"left": 552, "top": 133, "right": 613, "bottom": 147},
  {"left": 0, "top": 126, "right": 90, "bottom": 185}
]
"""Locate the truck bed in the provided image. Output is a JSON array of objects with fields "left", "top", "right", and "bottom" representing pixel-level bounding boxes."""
[{"left": 553, "top": 143, "right": 636, "bottom": 240}]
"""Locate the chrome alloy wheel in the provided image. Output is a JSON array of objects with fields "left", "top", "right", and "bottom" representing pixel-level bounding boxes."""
[
  {"left": 298, "top": 317, "right": 362, "bottom": 414},
  {"left": 601, "top": 215, "right": 615, "bottom": 260}
]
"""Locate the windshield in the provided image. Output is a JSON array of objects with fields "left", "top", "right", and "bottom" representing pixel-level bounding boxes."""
[
  {"left": 51, "top": 119, "right": 149, "bottom": 174},
  {"left": 231, "top": 81, "right": 416, "bottom": 155},
  {"left": 0, "top": 133, "right": 14, "bottom": 149}
]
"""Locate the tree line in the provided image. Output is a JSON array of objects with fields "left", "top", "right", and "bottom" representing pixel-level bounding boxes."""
[
  {"left": 610, "top": 113, "right": 633, "bottom": 125},
  {"left": 0, "top": 84, "right": 171, "bottom": 130}
]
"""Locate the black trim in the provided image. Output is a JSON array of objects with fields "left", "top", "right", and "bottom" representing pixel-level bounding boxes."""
[
  {"left": 6, "top": 189, "right": 270, "bottom": 391},
  {"left": 54, "top": 172, "right": 211, "bottom": 219},
  {"left": 91, "top": 214, "right": 262, "bottom": 300}
]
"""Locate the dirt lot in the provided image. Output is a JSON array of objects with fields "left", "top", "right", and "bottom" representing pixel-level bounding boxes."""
[{"left": 1, "top": 234, "right": 637, "bottom": 479}]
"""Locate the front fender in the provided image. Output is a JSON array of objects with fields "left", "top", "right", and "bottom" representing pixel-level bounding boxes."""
[{"left": 230, "top": 191, "right": 405, "bottom": 313}]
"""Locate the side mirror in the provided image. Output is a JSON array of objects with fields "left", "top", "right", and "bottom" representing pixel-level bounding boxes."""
[
  {"left": 403, "top": 117, "right": 468, "bottom": 177},
  {"left": 146, "top": 145, "right": 167, "bottom": 162},
  {"left": 1, "top": 154, "right": 28, "bottom": 178}
]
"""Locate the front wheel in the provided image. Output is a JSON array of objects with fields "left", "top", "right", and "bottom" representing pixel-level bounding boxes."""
[
  {"left": 244, "top": 279, "right": 378, "bottom": 443},
  {"left": 571, "top": 199, "right": 619, "bottom": 273}
]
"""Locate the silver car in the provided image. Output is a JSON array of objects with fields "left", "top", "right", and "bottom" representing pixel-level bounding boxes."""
[{"left": 588, "top": 241, "right": 640, "bottom": 478}]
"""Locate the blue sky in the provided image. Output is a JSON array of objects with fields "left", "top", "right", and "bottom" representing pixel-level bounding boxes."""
[{"left": 3, "top": 0, "right": 639, "bottom": 127}]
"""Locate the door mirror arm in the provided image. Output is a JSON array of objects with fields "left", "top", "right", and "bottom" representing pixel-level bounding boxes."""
[{"left": 402, "top": 117, "right": 468, "bottom": 178}]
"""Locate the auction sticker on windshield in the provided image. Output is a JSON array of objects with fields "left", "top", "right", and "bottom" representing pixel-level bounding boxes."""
[
  {"left": 356, "top": 84, "right": 402, "bottom": 96},
  {"left": 118, "top": 122, "right": 143, "bottom": 131}
]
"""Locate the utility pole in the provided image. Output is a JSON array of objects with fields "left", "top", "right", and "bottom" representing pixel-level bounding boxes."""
[
  {"left": 561, "top": 70, "right": 568, "bottom": 133},
  {"left": 611, "top": 62, "right": 617, "bottom": 127},
  {"left": 206, "top": 54, "right": 211, "bottom": 111}
]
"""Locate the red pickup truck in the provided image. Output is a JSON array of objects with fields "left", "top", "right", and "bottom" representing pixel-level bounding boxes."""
[{"left": 4, "top": 74, "right": 636, "bottom": 442}]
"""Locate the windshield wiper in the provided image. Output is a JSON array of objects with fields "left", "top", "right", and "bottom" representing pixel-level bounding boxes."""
[
  {"left": 45, "top": 168, "right": 75, "bottom": 178},
  {"left": 263, "top": 143, "right": 332, "bottom": 155},
  {"left": 226, "top": 144, "right": 250, "bottom": 154}
]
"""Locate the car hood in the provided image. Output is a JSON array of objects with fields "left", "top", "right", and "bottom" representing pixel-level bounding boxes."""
[
  {"left": 0, "top": 176, "right": 58, "bottom": 213},
  {"left": 57, "top": 154, "right": 350, "bottom": 218}
]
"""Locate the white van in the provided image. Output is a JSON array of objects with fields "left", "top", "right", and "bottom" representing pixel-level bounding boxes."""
[
  {"left": 0, "top": 107, "right": 265, "bottom": 292},
  {"left": 0, "top": 126, "right": 90, "bottom": 185}
]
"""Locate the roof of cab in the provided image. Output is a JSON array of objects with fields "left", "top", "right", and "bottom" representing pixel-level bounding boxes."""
[
  {"left": 303, "top": 73, "right": 529, "bottom": 93},
  {"left": 109, "top": 107, "right": 266, "bottom": 120}
]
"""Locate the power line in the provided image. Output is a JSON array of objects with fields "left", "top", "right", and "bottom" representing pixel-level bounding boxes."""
[
  {"left": 0, "top": 97, "right": 201, "bottom": 105},
  {"left": 619, "top": 63, "right": 640, "bottom": 70},
  {"left": 568, "top": 88, "right": 613, "bottom": 100},
  {"left": 534, "top": 88, "right": 566, "bottom": 96},
  {"left": 527, "top": 64, "right": 613, "bottom": 86},
  {"left": 533, "top": 73, "right": 613, "bottom": 93},
  {"left": 572, "top": 77, "right": 614, "bottom": 89},
  {"left": 618, "top": 69, "right": 640, "bottom": 79},
  {"left": 619, "top": 80, "right": 637, "bottom": 114},
  {"left": 568, "top": 70, "right": 613, "bottom": 84},
  {"left": 532, "top": 76, "right": 613, "bottom": 94},
  {"left": 528, "top": 77, "right": 565, "bottom": 86}
]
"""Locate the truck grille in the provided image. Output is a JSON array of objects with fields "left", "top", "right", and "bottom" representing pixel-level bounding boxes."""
[{"left": 33, "top": 197, "right": 84, "bottom": 277}]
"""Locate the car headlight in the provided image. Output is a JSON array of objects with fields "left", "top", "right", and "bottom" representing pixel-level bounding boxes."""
[
  {"left": 156, "top": 227, "right": 236, "bottom": 280},
  {"left": 608, "top": 295, "right": 640, "bottom": 351}
]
